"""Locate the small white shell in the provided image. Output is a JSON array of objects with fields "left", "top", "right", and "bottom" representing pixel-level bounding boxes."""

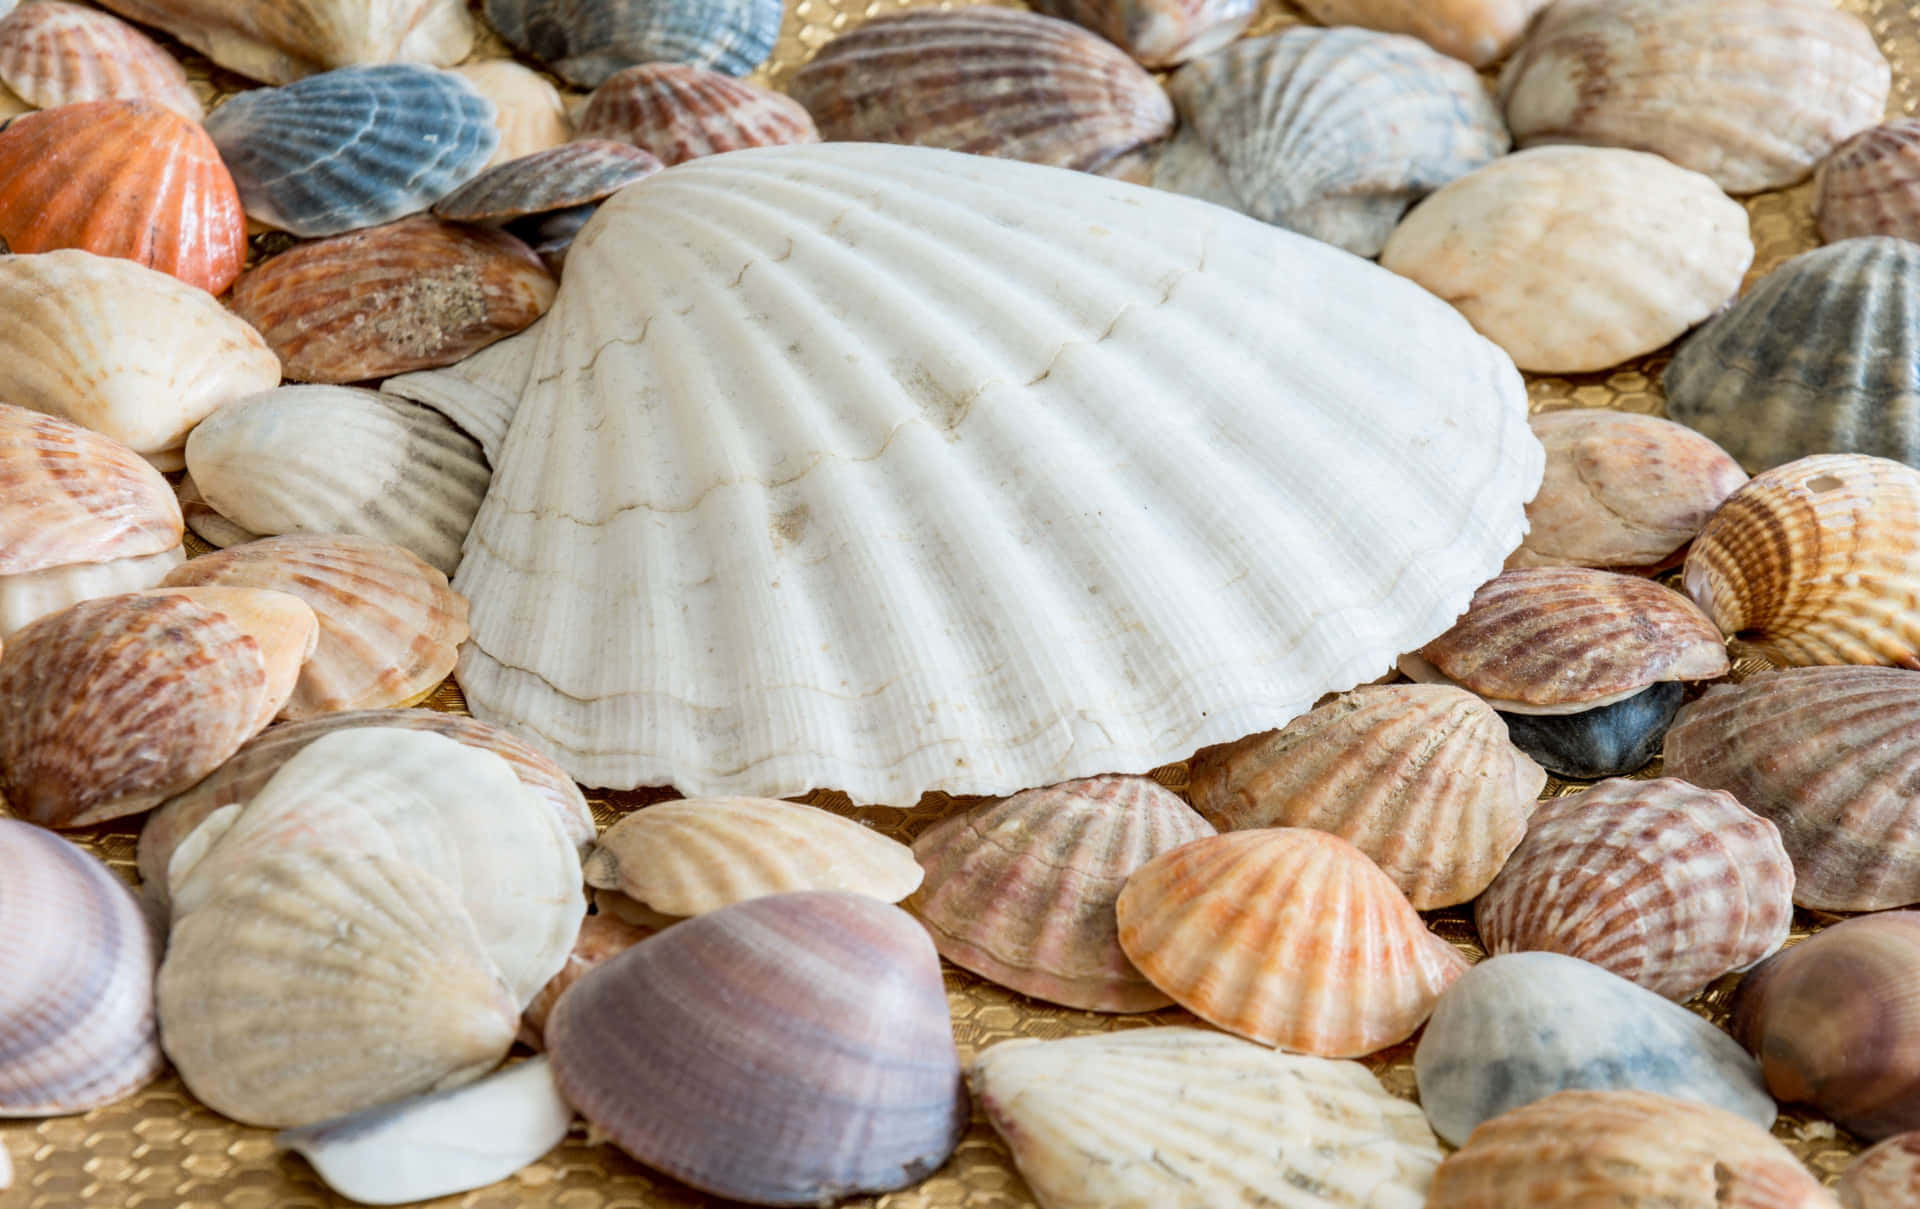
[{"left": 0, "top": 544, "right": 183, "bottom": 639}]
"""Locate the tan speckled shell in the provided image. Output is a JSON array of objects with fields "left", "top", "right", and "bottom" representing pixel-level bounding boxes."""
[
  {"left": 1817, "top": 121, "right": 1920, "bottom": 245},
  {"left": 92, "top": 0, "right": 473, "bottom": 85},
  {"left": 1683, "top": 454, "right": 1920, "bottom": 668},
  {"left": 1839, "top": 1135, "right": 1920, "bottom": 1209},
  {"left": 0, "top": 1, "right": 199, "bottom": 116},
  {"left": 1292, "top": 0, "right": 1551, "bottom": 67},
  {"left": 453, "top": 61, "right": 571, "bottom": 169},
  {"left": 1188, "top": 684, "right": 1542, "bottom": 909},
  {"left": 0, "top": 403, "right": 181, "bottom": 576},
  {"left": 1115, "top": 828, "right": 1468, "bottom": 1057},
  {"left": 1028, "top": 0, "right": 1255, "bottom": 68},
  {"left": 575, "top": 63, "right": 817, "bottom": 165}
]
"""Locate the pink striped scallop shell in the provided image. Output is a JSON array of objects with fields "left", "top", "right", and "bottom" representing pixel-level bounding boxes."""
[
  {"left": 575, "top": 62, "right": 816, "bottom": 165},
  {"left": 0, "top": 1, "right": 200, "bottom": 118}
]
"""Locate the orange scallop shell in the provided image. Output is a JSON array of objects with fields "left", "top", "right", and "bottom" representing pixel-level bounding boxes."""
[
  {"left": 0, "top": 1, "right": 201, "bottom": 118},
  {"left": 576, "top": 63, "right": 819, "bottom": 165},
  {"left": 0, "top": 402, "right": 181, "bottom": 576},
  {"left": 0, "top": 99, "right": 244, "bottom": 294}
]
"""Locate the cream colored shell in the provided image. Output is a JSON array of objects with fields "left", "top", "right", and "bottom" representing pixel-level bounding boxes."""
[
  {"left": 1293, "top": 0, "right": 1549, "bottom": 67},
  {"left": 93, "top": 0, "right": 473, "bottom": 84},
  {"left": 453, "top": 62, "right": 571, "bottom": 169},
  {"left": 0, "top": 545, "right": 183, "bottom": 639}
]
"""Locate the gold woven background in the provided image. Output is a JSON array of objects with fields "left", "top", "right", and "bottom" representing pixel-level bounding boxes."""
[{"left": 5, "top": 0, "right": 1919, "bottom": 1203}]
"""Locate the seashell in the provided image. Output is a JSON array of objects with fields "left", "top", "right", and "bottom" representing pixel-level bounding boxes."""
[
  {"left": 1154, "top": 28, "right": 1509, "bottom": 258},
  {"left": 138, "top": 706, "right": 594, "bottom": 907},
  {"left": 0, "top": 588, "right": 316, "bottom": 828},
  {"left": 0, "top": 250, "right": 279, "bottom": 470},
  {"left": 93, "top": 0, "right": 473, "bottom": 84},
  {"left": 907, "top": 776, "right": 1216, "bottom": 1012},
  {"left": 573, "top": 63, "right": 817, "bottom": 166},
  {"left": 1380, "top": 146, "right": 1754, "bottom": 374},
  {"left": 1291, "top": 0, "right": 1552, "bottom": 68},
  {"left": 452, "top": 61, "right": 570, "bottom": 169},
  {"left": 0, "top": 544, "right": 184, "bottom": 640},
  {"left": 0, "top": 403, "right": 181, "bottom": 578},
  {"left": 432, "top": 141, "right": 661, "bottom": 225},
  {"left": 227, "top": 216, "right": 556, "bottom": 383},
  {"left": 1115, "top": 828, "right": 1469, "bottom": 1056},
  {"left": 1496, "top": 681, "right": 1686, "bottom": 780},
  {"left": 1474, "top": 778, "right": 1792, "bottom": 1001},
  {"left": 406, "top": 142, "right": 1542, "bottom": 800},
  {"left": 1499, "top": 0, "right": 1890, "bottom": 195},
  {"left": 278, "top": 1056, "right": 573, "bottom": 1206},
  {"left": 519, "top": 914, "right": 657, "bottom": 1050},
  {"left": 583, "top": 797, "right": 922, "bottom": 917},
  {"left": 1509, "top": 409, "right": 1748, "bottom": 572},
  {"left": 0, "top": 818, "right": 163, "bottom": 1115},
  {"left": 1838, "top": 1135, "right": 1920, "bottom": 1209},
  {"left": 547, "top": 891, "right": 969, "bottom": 1205},
  {"left": 175, "top": 473, "right": 258, "bottom": 551},
  {"left": 506, "top": 204, "right": 594, "bottom": 275},
  {"left": 1682, "top": 454, "right": 1920, "bottom": 669},
  {"left": 787, "top": 9, "right": 1174, "bottom": 175},
  {"left": 0, "top": 99, "right": 244, "bottom": 293},
  {"left": 971, "top": 1027, "right": 1443, "bottom": 1209},
  {"left": 0, "top": 2, "right": 200, "bottom": 117},
  {"left": 1425, "top": 1089, "right": 1840, "bottom": 1209},
  {"left": 380, "top": 315, "right": 535, "bottom": 464},
  {"left": 156, "top": 848, "right": 520, "bottom": 1129},
  {"left": 1731, "top": 911, "right": 1920, "bottom": 1142},
  {"left": 1415, "top": 952, "right": 1774, "bottom": 1147},
  {"left": 0, "top": 77, "right": 25, "bottom": 117},
  {"left": 591, "top": 887, "right": 681, "bottom": 932},
  {"left": 1028, "top": 0, "right": 1255, "bottom": 68},
  {"left": 1664, "top": 239, "right": 1920, "bottom": 473},
  {"left": 160, "top": 534, "right": 468, "bottom": 719},
  {"left": 205, "top": 64, "right": 497, "bottom": 238},
  {"left": 1666, "top": 668, "right": 1920, "bottom": 911},
  {"left": 1817, "top": 121, "right": 1920, "bottom": 245},
  {"left": 183, "top": 387, "right": 490, "bottom": 577},
  {"left": 483, "top": 0, "right": 780, "bottom": 88},
  {"left": 1189, "top": 684, "right": 1541, "bottom": 909}
]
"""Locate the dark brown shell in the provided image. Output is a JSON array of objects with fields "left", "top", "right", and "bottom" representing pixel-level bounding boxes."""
[
  {"left": 0, "top": 402, "right": 181, "bottom": 576},
  {"left": 1028, "top": 0, "right": 1256, "bottom": 68},
  {"left": 575, "top": 63, "right": 818, "bottom": 165},
  {"left": 431, "top": 140, "right": 661, "bottom": 223}
]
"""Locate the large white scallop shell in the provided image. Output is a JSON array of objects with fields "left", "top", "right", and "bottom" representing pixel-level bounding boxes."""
[{"left": 404, "top": 142, "right": 1542, "bottom": 800}]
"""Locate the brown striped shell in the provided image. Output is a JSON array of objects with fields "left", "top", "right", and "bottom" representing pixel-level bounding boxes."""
[
  {"left": 1839, "top": 1135, "right": 1920, "bottom": 1209},
  {"left": 1115, "top": 828, "right": 1469, "bottom": 1057},
  {"left": 160, "top": 535, "right": 468, "bottom": 720},
  {"left": 575, "top": 63, "right": 817, "bottom": 165},
  {"left": 907, "top": 775, "right": 1216, "bottom": 1013},
  {"left": 452, "top": 61, "right": 571, "bottom": 169},
  {"left": 1292, "top": 0, "right": 1552, "bottom": 68},
  {"left": 1027, "top": 0, "right": 1256, "bottom": 68},
  {"left": 0, "top": 403, "right": 181, "bottom": 576},
  {"left": 786, "top": 8, "right": 1174, "bottom": 175},
  {"left": 227, "top": 216, "right": 556, "bottom": 384},
  {"left": 1474, "top": 777, "right": 1794, "bottom": 1002},
  {"left": 0, "top": 1, "right": 199, "bottom": 116},
  {"left": 432, "top": 140, "right": 661, "bottom": 224},
  {"left": 1817, "top": 121, "right": 1920, "bottom": 245},
  {"left": 1683, "top": 454, "right": 1920, "bottom": 668},
  {"left": 1189, "top": 685, "right": 1542, "bottom": 909}
]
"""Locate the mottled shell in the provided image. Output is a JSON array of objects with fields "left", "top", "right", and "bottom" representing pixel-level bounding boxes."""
[
  {"left": 1682, "top": 454, "right": 1920, "bottom": 668},
  {"left": 1474, "top": 778, "right": 1793, "bottom": 1002},
  {"left": 1510, "top": 409, "right": 1748, "bottom": 571},
  {"left": 1188, "top": 684, "right": 1542, "bottom": 909},
  {"left": 0, "top": 100, "right": 244, "bottom": 293},
  {"left": 546, "top": 892, "right": 969, "bottom": 1205},
  {"left": 452, "top": 61, "right": 570, "bottom": 169},
  {"left": 1115, "top": 828, "right": 1469, "bottom": 1057},
  {"left": 482, "top": 0, "right": 781, "bottom": 87},
  {"left": 0, "top": 588, "right": 317, "bottom": 827},
  {"left": 0, "top": 819, "right": 163, "bottom": 1116},
  {"left": 1665, "top": 239, "right": 1920, "bottom": 472},
  {"left": 1732, "top": 912, "right": 1920, "bottom": 1142},
  {"left": 1154, "top": 28, "right": 1509, "bottom": 258},
  {"left": 787, "top": 8, "right": 1174, "bottom": 175},
  {"left": 160, "top": 535, "right": 468, "bottom": 719},
  {"left": 1413, "top": 568, "right": 1729, "bottom": 711},
  {"left": 584, "top": 797, "right": 923, "bottom": 916},
  {"left": 1818, "top": 121, "right": 1920, "bottom": 245},
  {"left": 971, "top": 1028, "right": 1443, "bottom": 1209},
  {"left": 205, "top": 64, "right": 498, "bottom": 237},
  {"left": 93, "top": 0, "right": 474, "bottom": 84},
  {"left": 0, "top": 403, "right": 181, "bottom": 576},
  {"left": 1839, "top": 1135, "right": 1920, "bottom": 1209},
  {"left": 1426, "top": 1090, "right": 1840, "bottom": 1209},
  {"left": 907, "top": 776, "right": 1216, "bottom": 1012},
  {"left": 228, "top": 217, "right": 555, "bottom": 384},
  {"left": 519, "top": 915, "right": 656, "bottom": 1051},
  {"left": 183, "top": 387, "right": 490, "bottom": 577},
  {"left": 1380, "top": 146, "right": 1754, "bottom": 374},
  {"left": 1499, "top": 0, "right": 1891, "bottom": 195},
  {"left": 574, "top": 63, "right": 816, "bottom": 165},
  {"left": 1030, "top": 0, "right": 1254, "bottom": 68},
  {"left": 0, "top": 1, "right": 199, "bottom": 116},
  {"left": 156, "top": 849, "right": 520, "bottom": 1129},
  {"left": 0, "top": 545, "right": 184, "bottom": 640},
  {"left": 1666, "top": 667, "right": 1920, "bottom": 911},
  {"left": 1293, "top": 0, "right": 1552, "bottom": 68},
  {"left": 0, "top": 250, "right": 280, "bottom": 469},
  {"left": 432, "top": 141, "right": 661, "bottom": 224}
]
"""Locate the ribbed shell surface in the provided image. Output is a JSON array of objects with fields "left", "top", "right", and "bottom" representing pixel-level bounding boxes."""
[
  {"left": 432, "top": 141, "right": 661, "bottom": 223},
  {"left": 1187, "top": 683, "right": 1543, "bottom": 908},
  {"left": 0, "top": 819, "right": 163, "bottom": 1116},
  {"left": 1293, "top": 0, "right": 1552, "bottom": 68},
  {"left": 1114, "top": 828, "right": 1469, "bottom": 1056},
  {"left": 0, "top": 1, "right": 200, "bottom": 116},
  {"left": 1818, "top": 121, "right": 1920, "bottom": 245},
  {"left": 1665, "top": 239, "right": 1920, "bottom": 472},
  {"left": 970, "top": 1028, "right": 1442, "bottom": 1209},
  {"left": 1156, "top": 27, "right": 1509, "bottom": 257},
  {"left": 545, "top": 892, "right": 968, "bottom": 1206},
  {"left": 94, "top": 0, "right": 473, "bottom": 84},
  {"left": 1499, "top": 0, "right": 1891, "bottom": 195},
  {"left": 907, "top": 776, "right": 1215, "bottom": 1012},
  {"left": 1839, "top": 1134, "right": 1920, "bottom": 1208},
  {"left": 482, "top": 0, "right": 781, "bottom": 87},
  {"left": 0, "top": 403, "right": 181, "bottom": 575},
  {"left": 1666, "top": 667, "right": 1920, "bottom": 911},
  {"left": 575, "top": 63, "right": 817, "bottom": 165},
  {"left": 204, "top": 64, "right": 497, "bottom": 237},
  {"left": 1029, "top": 0, "right": 1255, "bottom": 68},
  {"left": 424, "top": 143, "right": 1541, "bottom": 800},
  {"left": 381, "top": 321, "right": 533, "bottom": 464},
  {"left": 787, "top": 9, "right": 1174, "bottom": 175}
]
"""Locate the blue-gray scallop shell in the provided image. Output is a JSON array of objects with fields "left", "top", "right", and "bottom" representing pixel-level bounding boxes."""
[
  {"left": 1665, "top": 236, "right": 1920, "bottom": 473},
  {"left": 205, "top": 64, "right": 498, "bottom": 239},
  {"left": 482, "top": 0, "right": 782, "bottom": 88}
]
